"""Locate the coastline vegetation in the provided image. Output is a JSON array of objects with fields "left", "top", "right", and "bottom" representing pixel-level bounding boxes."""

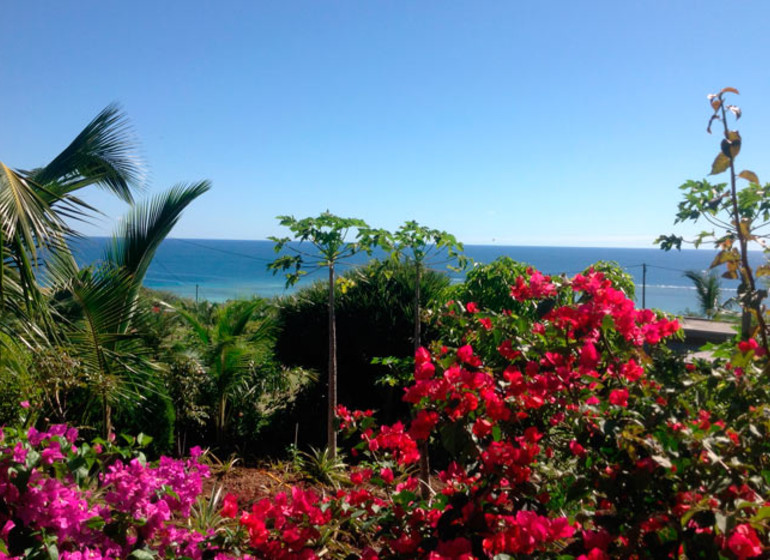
[{"left": 1, "top": 91, "right": 769, "bottom": 558}]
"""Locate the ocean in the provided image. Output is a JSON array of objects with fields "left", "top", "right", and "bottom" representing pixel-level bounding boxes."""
[{"left": 71, "top": 237, "right": 766, "bottom": 316}]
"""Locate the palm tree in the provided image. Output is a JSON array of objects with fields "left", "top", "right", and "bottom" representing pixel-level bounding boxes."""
[
  {"left": 46, "top": 182, "right": 210, "bottom": 436},
  {"left": 0, "top": 105, "right": 142, "bottom": 323},
  {"left": 683, "top": 270, "right": 724, "bottom": 319},
  {"left": 174, "top": 298, "right": 277, "bottom": 445}
]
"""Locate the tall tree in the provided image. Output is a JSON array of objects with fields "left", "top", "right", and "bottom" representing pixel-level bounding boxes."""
[
  {"left": 269, "top": 212, "right": 373, "bottom": 458},
  {"left": 366, "top": 220, "right": 468, "bottom": 498}
]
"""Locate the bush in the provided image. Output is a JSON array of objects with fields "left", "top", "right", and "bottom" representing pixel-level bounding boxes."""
[{"left": 273, "top": 259, "right": 451, "bottom": 437}]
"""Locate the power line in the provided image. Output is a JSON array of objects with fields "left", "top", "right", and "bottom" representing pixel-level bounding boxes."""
[{"left": 175, "top": 238, "right": 275, "bottom": 263}]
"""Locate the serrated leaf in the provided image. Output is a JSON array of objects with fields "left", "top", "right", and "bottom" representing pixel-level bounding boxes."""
[
  {"left": 739, "top": 170, "right": 759, "bottom": 184},
  {"left": 720, "top": 87, "right": 740, "bottom": 95},
  {"left": 710, "top": 152, "right": 731, "bottom": 175}
]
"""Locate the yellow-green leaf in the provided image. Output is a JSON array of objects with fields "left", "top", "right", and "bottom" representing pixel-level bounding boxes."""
[
  {"left": 739, "top": 170, "right": 760, "bottom": 184},
  {"left": 710, "top": 152, "right": 731, "bottom": 175},
  {"left": 755, "top": 264, "right": 770, "bottom": 278},
  {"left": 711, "top": 250, "right": 739, "bottom": 268},
  {"left": 720, "top": 131, "right": 741, "bottom": 159}
]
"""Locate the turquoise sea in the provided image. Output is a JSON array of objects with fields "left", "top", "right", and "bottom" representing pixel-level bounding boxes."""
[{"left": 71, "top": 238, "right": 766, "bottom": 316}]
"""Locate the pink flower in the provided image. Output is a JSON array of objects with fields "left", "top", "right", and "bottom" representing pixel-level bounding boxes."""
[{"left": 20, "top": 400, "right": 30, "bottom": 409}]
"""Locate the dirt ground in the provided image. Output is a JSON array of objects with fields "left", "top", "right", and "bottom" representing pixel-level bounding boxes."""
[{"left": 203, "top": 464, "right": 307, "bottom": 505}]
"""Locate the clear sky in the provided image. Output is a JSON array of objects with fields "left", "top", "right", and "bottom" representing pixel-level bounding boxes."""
[{"left": 3, "top": 1, "right": 770, "bottom": 247}]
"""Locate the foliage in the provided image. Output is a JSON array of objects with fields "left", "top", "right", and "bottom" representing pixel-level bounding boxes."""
[
  {"left": 0, "top": 105, "right": 142, "bottom": 325},
  {"left": 657, "top": 88, "right": 768, "bottom": 346},
  {"left": 172, "top": 298, "right": 285, "bottom": 447},
  {"left": 293, "top": 446, "right": 348, "bottom": 488},
  {"left": 4, "top": 268, "right": 770, "bottom": 559},
  {"left": 683, "top": 269, "right": 732, "bottom": 319},
  {"left": 449, "top": 256, "right": 533, "bottom": 314},
  {"left": 273, "top": 258, "right": 450, "bottom": 444},
  {"left": 43, "top": 182, "right": 209, "bottom": 437},
  {"left": 269, "top": 211, "right": 377, "bottom": 458},
  {"left": 0, "top": 423, "right": 210, "bottom": 559},
  {"left": 214, "top": 268, "right": 769, "bottom": 559}
]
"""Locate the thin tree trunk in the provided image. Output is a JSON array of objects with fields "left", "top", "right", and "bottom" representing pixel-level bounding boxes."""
[
  {"left": 720, "top": 102, "right": 768, "bottom": 349},
  {"left": 104, "top": 398, "right": 112, "bottom": 440},
  {"left": 414, "top": 262, "right": 431, "bottom": 500},
  {"left": 328, "top": 263, "right": 338, "bottom": 459}
]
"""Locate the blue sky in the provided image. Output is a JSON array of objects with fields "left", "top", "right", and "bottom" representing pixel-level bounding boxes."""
[{"left": 3, "top": 1, "right": 770, "bottom": 247}]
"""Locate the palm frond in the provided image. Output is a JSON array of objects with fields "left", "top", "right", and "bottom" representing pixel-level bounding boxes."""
[
  {"left": 105, "top": 181, "right": 210, "bottom": 284},
  {"left": 30, "top": 104, "right": 144, "bottom": 203},
  {"left": 683, "top": 270, "right": 722, "bottom": 318}
]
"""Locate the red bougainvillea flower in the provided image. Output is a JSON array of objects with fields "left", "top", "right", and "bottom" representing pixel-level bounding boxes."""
[
  {"left": 222, "top": 493, "right": 239, "bottom": 518},
  {"left": 738, "top": 338, "right": 759, "bottom": 354},
  {"left": 569, "top": 440, "right": 587, "bottom": 457},
  {"left": 726, "top": 524, "right": 763, "bottom": 559},
  {"left": 608, "top": 388, "right": 629, "bottom": 407}
]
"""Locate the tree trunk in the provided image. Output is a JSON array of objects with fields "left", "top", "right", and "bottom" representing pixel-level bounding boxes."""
[
  {"left": 414, "top": 263, "right": 431, "bottom": 500},
  {"left": 327, "top": 263, "right": 338, "bottom": 459}
]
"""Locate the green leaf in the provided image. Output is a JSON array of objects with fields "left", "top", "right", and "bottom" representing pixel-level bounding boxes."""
[
  {"left": 751, "top": 506, "right": 770, "bottom": 523},
  {"left": 492, "top": 425, "right": 502, "bottom": 442},
  {"left": 136, "top": 433, "right": 154, "bottom": 447},
  {"left": 128, "top": 549, "right": 155, "bottom": 560}
]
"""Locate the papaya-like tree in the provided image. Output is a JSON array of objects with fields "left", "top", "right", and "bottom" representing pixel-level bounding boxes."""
[
  {"left": 364, "top": 220, "right": 468, "bottom": 497},
  {"left": 657, "top": 87, "right": 769, "bottom": 350},
  {"left": 269, "top": 212, "right": 375, "bottom": 458}
]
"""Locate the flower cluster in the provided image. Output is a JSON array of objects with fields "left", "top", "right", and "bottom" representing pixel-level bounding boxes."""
[
  {"left": 3, "top": 267, "right": 769, "bottom": 559},
  {"left": 0, "top": 426, "right": 210, "bottom": 559}
]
